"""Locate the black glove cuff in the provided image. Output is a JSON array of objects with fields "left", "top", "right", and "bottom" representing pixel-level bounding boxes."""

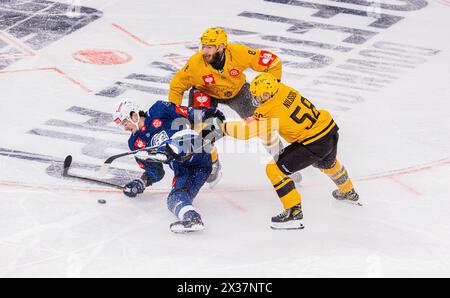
[{"left": 140, "top": 173, "right": 153, "bottom": 187}]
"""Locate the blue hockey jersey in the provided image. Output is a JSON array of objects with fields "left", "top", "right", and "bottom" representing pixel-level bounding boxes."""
[{"left": 127, "top": 100, "right": 205, "bottom": 183}]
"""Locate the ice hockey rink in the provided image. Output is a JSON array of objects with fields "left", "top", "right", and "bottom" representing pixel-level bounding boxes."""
[{"left": 0, "top": 0, "right": 449, "bottom": 277}]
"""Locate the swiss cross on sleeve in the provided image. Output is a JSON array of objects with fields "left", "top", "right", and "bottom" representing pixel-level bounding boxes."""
[
  {"left": 202, "top": 74, "right": 216, "bottom": 85},
  {"left": 134, "top": 137, "right": 147, "bottom": 149},
  {"left": 258, "top": 50, "right": 277, "bottom": 67},
  {"left": 176, "top": 106, "right": 189, "bottom": 117},
  {"left": 193, "top": 91, "right": 211, "bottom": 108}
]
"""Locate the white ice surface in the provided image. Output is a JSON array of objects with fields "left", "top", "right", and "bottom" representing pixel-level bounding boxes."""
[{"left": 0, "top": 0, "right": 449, "bottom": 277}]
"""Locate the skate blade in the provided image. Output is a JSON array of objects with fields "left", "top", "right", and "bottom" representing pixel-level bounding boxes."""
[
  {"left": 270, "top": 220, "right": 304, "bottom": 230},
  {"left": 335, "top": 198, "right": 363, "bottom": 206},
  {"left": 208, "top": 171, "right": 223, "bottom": 189},
  {"left": 170, "top": 223, "right": 205, "bottom": 234}
]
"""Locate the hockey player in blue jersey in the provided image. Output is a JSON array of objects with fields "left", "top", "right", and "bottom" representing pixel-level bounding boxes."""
[{"left": 113, "top": 99, "right": 225, "bottom": 233}]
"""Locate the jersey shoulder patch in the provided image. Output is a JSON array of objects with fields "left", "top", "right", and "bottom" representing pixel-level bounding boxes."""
[
  {"left": 258, "top": 50, "right": 278, "bottom": 67},
  {"left": 175, "top": 105, "right": 189, "bottom": 117},
  {"left": 128, "top": 134, "right": 147, "bottom": 150}
]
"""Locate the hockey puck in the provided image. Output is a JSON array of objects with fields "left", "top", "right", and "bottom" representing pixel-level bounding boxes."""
[{"left": 98, "top": 199, "right": 107, "bottom": 204}]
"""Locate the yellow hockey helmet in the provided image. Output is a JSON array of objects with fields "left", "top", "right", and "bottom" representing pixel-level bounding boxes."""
[
  {"left": 200, "top": 27, "right": 228, "bottom": 47},
  {"left": 250, "top": 73, "right": 279, "bottom": 100}
]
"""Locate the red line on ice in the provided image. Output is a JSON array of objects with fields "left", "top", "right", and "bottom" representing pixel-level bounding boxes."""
[
  {"left": 111, "top": 23, "right": 197, "bottom": 47},
  {"left": 159, "top": 41, "right": 196, "bottom": 46},
  {"left": 112, "top": 23, "right": 154, "bottom": 47},
  {"left": 0, "top": 179, "right": 265, "bottom": 196},
  {"left": 216, "top": 192, "right": 248, "bottom": 213},
  {"left": 0, "top": 180, "right": 120, "bottom": 194},
  {"left": 111, "top": 23, "right": 261, "bottom": 49},
  {"left": 0, "top": 67, "right": 92, "bottom": 93},
  {"left": 356, "top": 158, "right": 450, "bottom": 182},
  {"left": 50, "top": 67, "right": 93, "bottom": 93},
  {"left": 0, "top": 31, "right": 37, "bottom": 57},
  {"left": 387, "top": 177, "right": 422, "bottom": 196},
  {"left": 433, "top": 0, "right": 450, "bottom": 6},
  {"left": 0, "top": 159, "right": 448, "bottom": 195}
]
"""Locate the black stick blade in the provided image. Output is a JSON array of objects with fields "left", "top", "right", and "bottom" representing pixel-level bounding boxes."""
[{"left": 63, "top": 155, "right": 73, "bottom": 176}]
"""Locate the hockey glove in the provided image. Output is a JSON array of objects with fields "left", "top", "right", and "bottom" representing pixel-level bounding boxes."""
[
  {"left": 134, "top": 150, "right": 168, "bottom": 163},
  {"left": 188, "top": 107, "right": 226, "bottom": 125},
  {"left": 200, "top": 108, "right": 226, "bottom": 140},
  {"left": 202, "top": 108, "right": 226, "bottom": 123},
  {"left": 123, "top": 178, "right": 146, "bottom": 198}
]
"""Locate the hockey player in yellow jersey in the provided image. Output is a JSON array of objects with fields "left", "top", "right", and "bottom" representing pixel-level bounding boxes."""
[
  {"left": 220, "top": 73, "right": 360, "bottom": 230},
  {"left": 169, "top": 27, "right": 282, "bottom": 114},
  {"left": 169, "top": 27, "right": 285, "bottom": 187}
]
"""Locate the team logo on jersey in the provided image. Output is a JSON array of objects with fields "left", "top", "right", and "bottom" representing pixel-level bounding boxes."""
[
  {"left": 152, "top": 118, "right": 163, "bottom": 128},
  {"left": 194, "top": 92, "right": 211, "bottom": 108},
  {"left": 176, "top": 106, "right": 188, "bottom": 117},
  {"left": 140, "top": 125, "right": 147, "bottom": 132},
  {"left": 151, "top": 131, "right": 169, "bottom": 147},
  {"left": 229, "top": 69, "right": 240, "bottom": 76},
  {"left": 134, "top": 137, "right": 147, "bottom": 149},
  {"left": 258, "top": 51, "right": 277, "bottom": 67},
  {"left": 202, "top": 74, "right": 216, "bottom": 85}
]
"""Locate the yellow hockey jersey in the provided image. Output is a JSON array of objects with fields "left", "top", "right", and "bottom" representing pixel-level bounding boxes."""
[
  {"left": 168, "top": 43, "right": 282, "bottom": 105},
  {"left": 223, "top": 83, "right": 337, "bottom": 145}
]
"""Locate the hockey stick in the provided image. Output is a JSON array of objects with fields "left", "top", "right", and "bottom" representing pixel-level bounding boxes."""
[
  {"left": 164, "top": 130, "right": 223, "bottom": 163},
  {"left": 61, "top": 137, "right": 213, "bottom": 189},
  {"left": 62, "top": 155, "right": 125, "bottom": 189},
  {"left": 98, "top": 128, "right": 224, "bottom": 176},
  {"left": 98, "top": 144, "right": 162, "bottom": 177}
]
